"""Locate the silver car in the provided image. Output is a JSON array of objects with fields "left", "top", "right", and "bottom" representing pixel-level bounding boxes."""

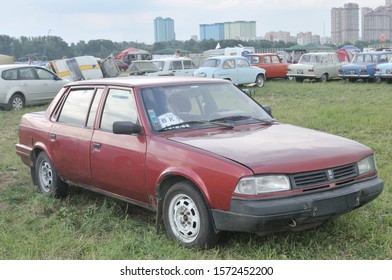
[{"left": 0, "top": 64, "right": 69, "bottom": 110}]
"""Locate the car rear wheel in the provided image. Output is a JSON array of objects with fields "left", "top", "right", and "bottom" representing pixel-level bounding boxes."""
[
  {"left": 319, "top": 73, "right": 328, "bottom": 83},
  {"left": 35, "top": 152, "right": 68, "bottom": 197},
  {"left": 163, "top": 181, "right": 219, "bottom": 248},
  {"left": 255, "top": 74, "right": 265, "bottom": 87},
  {"left": 7, "top": 93, "right": 25, "bottom": 110}
]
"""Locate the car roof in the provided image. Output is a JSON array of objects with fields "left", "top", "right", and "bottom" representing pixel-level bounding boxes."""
[
  {"left": 65, "top": 76, "right": 229, "bottom": 88},
  {"left": 150, "top": 57, "right": 192, "bottom": 61},
  {"left": 207, "top": 55, "right": 247, "bottom": 60}
]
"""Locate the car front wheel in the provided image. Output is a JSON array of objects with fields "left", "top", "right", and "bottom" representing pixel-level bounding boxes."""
[
  {"left": 163, "top": 181, "right": 219, "bottom": 248},
  {"left": 35, "top": 152, "right": 68, "bottom": 197},
  {"left": 255, "top": 74, "right": 265, "bottom": 87}
]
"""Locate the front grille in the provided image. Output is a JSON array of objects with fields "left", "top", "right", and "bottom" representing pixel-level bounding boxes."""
[{"left": 291, "top": 163, "right": 358, "bottom": 190}]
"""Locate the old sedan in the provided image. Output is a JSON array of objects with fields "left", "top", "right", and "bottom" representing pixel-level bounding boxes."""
[
  {"left": 244, "top": 53, "right": 288, "bottom": 79},
  {"left": 287, "top": 52, "right": 343, "bottom": 83},
  {"left": 193, "top": 55, "right": 266, "bottom": 87},
  {"left": 374, "top": 57, "right": 392, "bottom": 83},
  {"left": 0, "top": 64, "right": 69, "bottom": 110},
  {"left": 339, "top": 51, "right": 392, "bottom": 82},
  {"left": 16, "top": 77, "right": 383, "bottom": 248}
]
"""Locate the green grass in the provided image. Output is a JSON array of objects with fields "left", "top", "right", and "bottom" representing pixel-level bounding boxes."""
[{"left": 0, "top": 80, "right": 391, "bottom": 259}]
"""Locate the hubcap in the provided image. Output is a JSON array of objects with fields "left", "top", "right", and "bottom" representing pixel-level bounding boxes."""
[
  {"left": 39, "top": 160, "right": 53, "bottom": 193},
  {"left": 12, "top": 97, "right": 23, "bottom": 110},
  {"left": 168, "top": 194, "right": 200, "bottom": 243}
]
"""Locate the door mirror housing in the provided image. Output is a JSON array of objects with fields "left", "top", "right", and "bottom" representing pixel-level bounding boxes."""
[{"left": 113, "top": 121, "right": 142, "bottom": 135}]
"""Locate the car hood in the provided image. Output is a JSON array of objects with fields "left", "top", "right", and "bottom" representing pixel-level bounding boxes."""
[{"left": 168, "top": 124, "right": 371, "bottom": 174}]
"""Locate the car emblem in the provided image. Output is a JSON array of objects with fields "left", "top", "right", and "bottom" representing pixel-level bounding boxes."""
[{"left": 327, "top": 169, "right": 334, "bottom": 180}]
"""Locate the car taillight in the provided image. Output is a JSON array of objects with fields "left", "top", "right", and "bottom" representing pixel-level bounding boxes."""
[
  {"left": 360, "top": 69, "right": 367, "bottom": 73},
  {"left": 374, "top": 68, "right": 379, "bottom": 72},
  {"left": 338, "top": 69, "right": 343, "bottom": 73}
]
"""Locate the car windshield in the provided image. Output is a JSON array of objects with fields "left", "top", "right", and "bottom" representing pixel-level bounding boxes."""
[
  {"left": 140, "top": 82, "right": 273, "bottom": 132},
  {"left": 299, "top": 54, "right": 323, "bottom": 64},
  {"left": 200, "top": 59, "right": 221, "bottom": 68}
]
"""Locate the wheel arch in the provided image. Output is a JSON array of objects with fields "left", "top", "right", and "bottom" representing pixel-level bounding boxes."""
[{"left": 154, "top": 171, "right": 215, "bottom": 234}]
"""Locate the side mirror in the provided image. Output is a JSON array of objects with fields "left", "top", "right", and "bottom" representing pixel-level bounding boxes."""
[{"left": 113, "top": 121, "right": 142, "bottom": 135}]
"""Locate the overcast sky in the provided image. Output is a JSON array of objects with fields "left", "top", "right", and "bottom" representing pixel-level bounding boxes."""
[{"left": 0, "top": 0, "right": 386, "bottom": 44}]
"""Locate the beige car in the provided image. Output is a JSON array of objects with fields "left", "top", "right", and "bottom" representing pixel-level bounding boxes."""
[{"left": 287, "top": 52, "right": 343, "bottom": 83}]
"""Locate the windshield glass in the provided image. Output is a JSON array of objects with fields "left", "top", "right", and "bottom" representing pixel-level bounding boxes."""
[
  {"left": 200, "top": 59, "right": 220, "bottom": 68},
  {"left": 140, "top": 82, "right": 273, "bottom": 132}
]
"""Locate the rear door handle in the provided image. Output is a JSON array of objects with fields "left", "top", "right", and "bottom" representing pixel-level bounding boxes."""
[
  {"left": 93, "top": 143, "right": 101, "bottom": 149},
  {"left": 49, "top": 133, "right": 56, "bottom": 140}
]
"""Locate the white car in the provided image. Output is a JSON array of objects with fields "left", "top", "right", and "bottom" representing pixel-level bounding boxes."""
[
  {"left": 148, "top": 57, "right": 197, "bottom": 76},
  {"left": 0, "top": 64, "right": 69, "bottom": 110}
]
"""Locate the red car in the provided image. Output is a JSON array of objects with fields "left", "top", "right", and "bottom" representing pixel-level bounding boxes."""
[
  {"left": 245, "top": 53, "right": 288, "bottom": 79},
  {"left": 16, "top": 77, "right": 383, "bottom": 248}
]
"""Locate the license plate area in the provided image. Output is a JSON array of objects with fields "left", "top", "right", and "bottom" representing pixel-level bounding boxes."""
[
  {"left": 297, "top": 70, "right": 303, "bottom": 74},
  {"left": 313, "top": 193, "right": 359, "bottom": 217}
]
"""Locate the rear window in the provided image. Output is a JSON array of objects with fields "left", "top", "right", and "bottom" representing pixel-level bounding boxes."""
[{"left": 2, "top": 69, "right": 17, "bottom": 80}]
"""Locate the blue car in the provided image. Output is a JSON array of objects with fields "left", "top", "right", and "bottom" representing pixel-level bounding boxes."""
[
  {"left": 193, "top": 56, "right": 266, "bottom": 87},
  {"left": 339, "top": 51, "right": 392, "bottom": 82}
]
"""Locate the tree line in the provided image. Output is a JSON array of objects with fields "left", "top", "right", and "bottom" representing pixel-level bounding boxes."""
[{"left": 0, "top": 34, "right": 385, "bottom": 61}]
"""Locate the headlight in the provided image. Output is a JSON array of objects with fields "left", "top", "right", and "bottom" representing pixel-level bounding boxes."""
[
  {"left": 234, "top": 175, "right": 291, "bottom": 195},
  {"left": 357, "top": 155, "right": 376, "bottom": 175}
]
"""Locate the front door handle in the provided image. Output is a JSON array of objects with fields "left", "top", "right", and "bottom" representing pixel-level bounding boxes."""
[{"left": 93, "top": 142, "right": 101, "bottom": 149}]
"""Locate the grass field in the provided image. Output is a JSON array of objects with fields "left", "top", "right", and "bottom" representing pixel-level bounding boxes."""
[{"left": 0, "top": 79, "right": 391, "bottom": 260}]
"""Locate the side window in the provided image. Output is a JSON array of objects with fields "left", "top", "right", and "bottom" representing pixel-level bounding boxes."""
[
  {"left": 252, "top": 56, "right": 260, "bottom": 64},
  {"left": 100, "top": 88, "right": 138, "bottom": 132},
  {"left": 2, "top": 69, "right": 17, "bottom": 80},
  {"left": 263, "top": 56, "right": 271, "bottom": 64},
  {"left": 271, "top": 56, "right": 280, "bottom": 64},
  {"left": 222, "top": 60, "right": 235, "bottom": 69},
  {"left": 86, "top": 88, "right": 104, "bottom": 128},
  {"left": 19, "top": 68, "right": 37, "bottom": 80},
  {"left": 36, "top": 68, "right": 56, "bottom": 80},
  {"left": 170, "top": 61, "right": 183, "bottom": 70},
  {"left": 57, "top": 89, "right": 95, "bottom": 126},
  {"left": 183, "top": 60, "right": 196, "bottom": 69},
  {"left": 235, "top": 58, "right": 249, "bottom": 68}
]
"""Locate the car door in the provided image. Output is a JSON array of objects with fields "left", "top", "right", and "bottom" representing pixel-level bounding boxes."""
[
  {"left": 35, "top": 67, "right": 64, "bottom": 101},
  {"left": 235, "top": 58, "right": 254, "bottom": 84},
  {"left": 17, "top": 67, "right": 42, "bottom": 104},
  {"left": 49, "top": 87, "right": 102, "bottom": 186},
  {"left": 90, "top": 87, "right": 148, "bottom": 203}
]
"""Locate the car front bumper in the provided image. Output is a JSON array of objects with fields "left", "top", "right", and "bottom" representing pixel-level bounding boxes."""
[{"left": 211, "top": 177, "right": 383, "bottom": 234}]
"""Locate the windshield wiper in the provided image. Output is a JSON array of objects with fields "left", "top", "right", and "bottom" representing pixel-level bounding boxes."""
[
  {"left": 159, "top": 120, "right": 234, "bottom": 132},
  {"left": 210, "top": 115, "right": 274, "bottom": 125}
]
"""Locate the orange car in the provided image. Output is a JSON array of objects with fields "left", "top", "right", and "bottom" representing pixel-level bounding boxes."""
[{"left": 245, "top": 53, "right": 288, "bottom": 79}]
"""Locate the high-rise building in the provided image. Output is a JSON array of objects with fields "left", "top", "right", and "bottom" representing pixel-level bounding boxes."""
[
  {"left": 154, "top": 17, "right": 175, "bottom": 43},
  {"left": 386, "top": 0, "right": 392, "bottom": 6},
  {"left": 200, "top": 23, "right": 225, "bottom": 40},
  {"left": 362, "top": 5, "right": 392, "bottom": 41},
  {"left": 331, "top": 3, "right": 359, "bottom": 44},
  {"left": 199, "top": 21, "right": 256, "bottom": 41}
]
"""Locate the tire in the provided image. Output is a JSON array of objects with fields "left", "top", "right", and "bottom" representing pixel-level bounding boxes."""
[
  {"left": 255, "top": 74, "right": 265, "bottom": 87},
  {"left": 35, "top": 152, "right": 68, "bottom": 197},
  {"left": 319, "top": 73, "right": 328, "bottom": 83},
  {"left": 163, "top": 181, "right": 219, "bottom": 248},
  {"left": 295, "top": 77, "right": 304, "bottom": 83},
  {"left": 7, "top": 93, "right": 25, "bottom": 110}
]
